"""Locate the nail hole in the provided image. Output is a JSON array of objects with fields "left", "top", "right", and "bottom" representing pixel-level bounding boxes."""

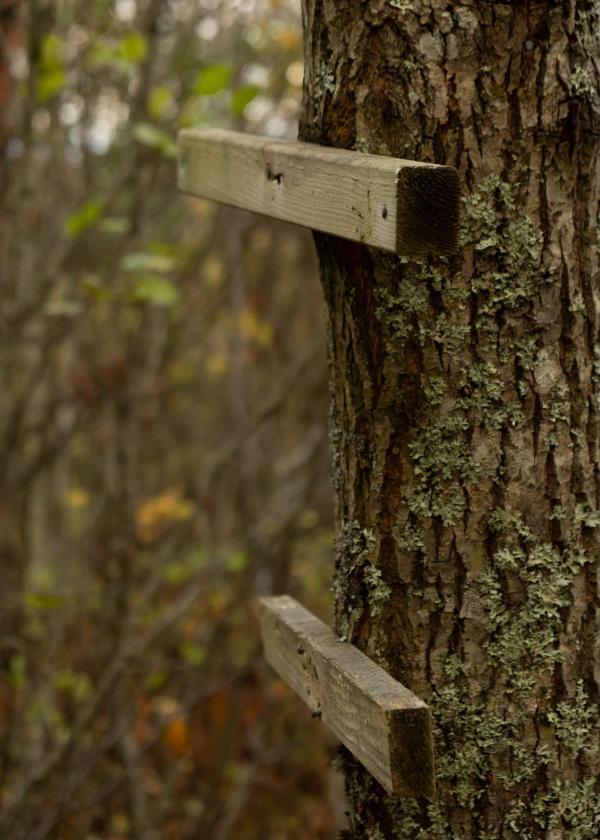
[{"left": 266, "top": 165, "right": 283, "bottom": 184}]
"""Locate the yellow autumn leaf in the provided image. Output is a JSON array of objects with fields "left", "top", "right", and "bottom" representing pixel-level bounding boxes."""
[
  {"left": 170, "top": 359, "right": 196, "bottom": 384},
  {"left": 187, "top": 196, "right": 212, "bottom": 221},
  {"left": 271, "top": 24, "right": 300, "bottom": 51},
  {"left": 239, "top": 309, "right": 274, "bottom": 347},
  {"left": 67, "top": 487, "right": 90, "bottom": 509},
  {"left": 205, "top": 351, "right": 229, "bottom": 379},
  {"left": 136, "top": 490, "right": 194, "bottom": 543},
  {"left": 203, "top": 255, "right": 225, "bottom": 288}
]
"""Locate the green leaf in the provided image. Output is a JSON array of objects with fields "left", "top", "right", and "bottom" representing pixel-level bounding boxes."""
[
  {"left": 133, "top": 275, "right": 180, "bottom": 307},
  {"left": 187, "top": 548, "right": 207, "bottom": 572},
  {"left": 231, "top": 85, "right": 260, "bottom": 116},
  {"left": 162, "top": 549, "right": 206, "bottom": 583},
  {"left": 54, "top": 670, "right": 91, "bottom": 701},
  {"left": 227, "top": 550, "right": 247, "bottom": 573},
  {"left": 194, "top": 63, "right": 233, "bottom": 96},
  {"left": 81, "top": 273, "right": 112, "bottom": 301},
  {"left": 88, "top": 39, "right": 115, "bottom": 70},
  {"left": 25, "top": 592, "right": 66, "bottom": 610},
  {"left": 99, "top": 217, "right": 129, "bottom": 235},
  {"left": 88, "top": 33, "right": 147, "bottom": 73},
  {"left": 133, "top": 122, "right": 177, "bottom": 158},
  {"left": 121, "top": 252, "right": 178, "bottom": 273},
  {"left": 65, "top": 199, "right": 103, "bottom": 237},
  {"left": 9, "top": 654, "right": 27, "bottom": 690},
  {"left": 163, "top": 560, "right": 192, "bottom": 584},
  {"left": 118, "top": 32, "right": 148, "bottom": 64},
  {"left": 179, "top": 640, "right": 206, "bottom": 667},
  {"left": 146, "top": 670, "right": 168, "bottom": 690},
  {"left": 37, "top": 34, "right": 66, "bottom": 102},
  {"left": 149, "top": 85, "right": 174, "bottom": 120},
  {"left": 38, "top": 70, "right": 66, "bottom": 102}
]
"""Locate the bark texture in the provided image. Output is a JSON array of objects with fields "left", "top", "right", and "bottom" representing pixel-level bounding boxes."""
[{"left": 299, "top": 1, "right": 600, "bottom": 837}]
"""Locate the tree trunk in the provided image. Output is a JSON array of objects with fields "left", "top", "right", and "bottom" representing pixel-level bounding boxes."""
[{"left": 299, "top": 1, "right": 600, "bottom": 837}]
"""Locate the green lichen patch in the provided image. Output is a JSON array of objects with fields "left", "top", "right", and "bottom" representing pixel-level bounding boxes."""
[
  {"left": 363, "top": 563, "right": 392, "bottom": 618},
  {"left": 479, "top": 512, "right": 591, "bottom": 693},
  {"left": 425, "top": 312, "right": 471, "bottom": 357},
  {"left": 458, "top": 361, "right": 525, "bottom": 431},
  {"left": 427, "top": 656, "right": 546, "bottom": 811},
  {"left": 570, "top": 65, "right": 596, "bottom": 100},
  {"left": 572, "top": 2, "right": 600, "bottom": 106},
  {"left": 423, "top": 375, "right": 447, "bottom": 406},
  {"left": 460, "top": 177, "right": 545, "bottom": 332},
  {"left": 392, "top": 520, "right": 426, "bottom": 554},
  {"left": 374, "top": 270, "right": 431, "bottom": 345},
  {"left": 546, "top": 681, "right": 599, "bottom": 759},
  {"left": 506, "top": 779, "right": 600, "bottom": 840},
  {"left": 333, "top": 521, "right": 390, "bottom": 640},
  {"left": 514, "top": 336, "right": 540, "bottom": 372},
  {"left": 407, "top": 414, "right": 485, "bottom": 526},
  {"left": 431, "top": 681, "right": 504, "bottom": 808},
  {"left": 543, "top": 383, "right": 570, "bottom": 448},
  {"left": 391, "top": 801, "right": 452, "bottom": 840}
]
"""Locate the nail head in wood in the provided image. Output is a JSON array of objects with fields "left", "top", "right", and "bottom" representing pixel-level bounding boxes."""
[
  {"left": 178, "top": 128, "right": 459, "bottom": 256},
  {"left": 257, "top": 595, "right": 436, "bottom": 799}
]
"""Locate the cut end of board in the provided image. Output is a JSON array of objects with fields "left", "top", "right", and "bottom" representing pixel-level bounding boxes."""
[
  {"left": 396, "top": 165, "right": 460, "bottom": 257},
  {"left": 389, "top": 705, "right": 436, "bottom": 800}
]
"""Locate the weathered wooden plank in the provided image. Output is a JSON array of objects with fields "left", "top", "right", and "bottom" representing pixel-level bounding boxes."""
[
  {"left": 178, "top": 128, "right": 459, "bottom": 256},
  {"left": 257, "top": 595, "right": 435, "bottom": 799}
]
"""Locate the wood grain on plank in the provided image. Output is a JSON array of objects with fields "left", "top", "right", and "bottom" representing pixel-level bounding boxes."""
[
  {"left": 258, "top": 595, "right": 435, "bottom": 799},
  {"left": 178, "top": 128, "right": 459, "bottom": 256}
]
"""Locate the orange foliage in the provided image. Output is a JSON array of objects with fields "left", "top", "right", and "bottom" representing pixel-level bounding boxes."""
[
  {"left": 163, "top": 717, "right": 191, "bottom": 757},
  {"left": 136, "top": 490, "right": 194, "bottom": 543}
]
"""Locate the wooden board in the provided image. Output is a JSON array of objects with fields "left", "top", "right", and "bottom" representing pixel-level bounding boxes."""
[
  {"left": 178, "top": 128, "right": 459, "bottom": 256},
  {"left": 257, "top": 595, "right": 435, "bottom": 799}
]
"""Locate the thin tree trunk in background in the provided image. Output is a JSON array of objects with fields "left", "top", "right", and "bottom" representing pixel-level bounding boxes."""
[
  {"left": 0, "top": 0, "right": 23, "bottom": 656},
  {"left": 0, "top": 0, "right": 19, "bottom": 152},
  {"left": 300, "top": 1, "right": 600, "bottom": 836}
]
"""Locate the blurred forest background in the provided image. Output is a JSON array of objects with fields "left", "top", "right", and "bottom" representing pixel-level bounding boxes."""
[{"left": 0, "top": 1, "right": 341, "bottom": 837}]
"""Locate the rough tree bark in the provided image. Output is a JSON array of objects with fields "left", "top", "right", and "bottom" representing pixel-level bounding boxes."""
[{"left": 299, "top": 1, "right": 600, "bottom": 837}]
